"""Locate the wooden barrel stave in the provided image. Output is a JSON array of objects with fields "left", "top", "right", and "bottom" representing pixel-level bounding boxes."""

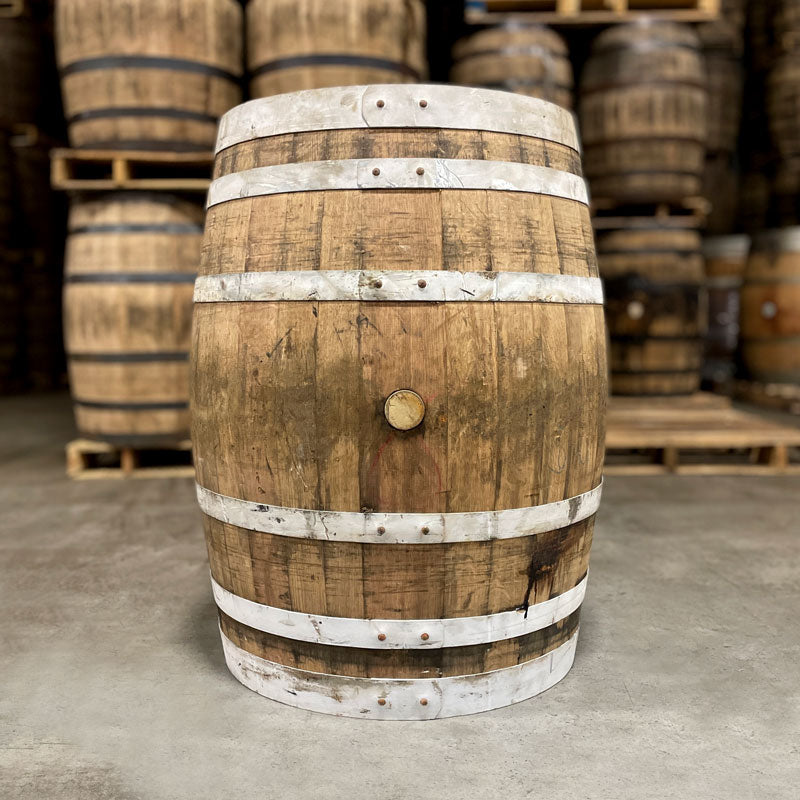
[
  {"left": 64, "top": 193, "right": 202, "bottom": 445},
  {"left": 579, "top": 21, "right": 707, "bottom": 203},
  {"left": 741, "top": 229, "right": 800, "bottom": 384},
  {"left": 247, "top": 0, "right": 427, "bottom": 98},
  {"left": 451, "top": 25, "right": 573, "bottom": 109},
  {"left": 55, "top": 0, "right": 243, "bottom": 150},
  {"left": 193, "top": 86, "right": 606, "bottom": 718}
]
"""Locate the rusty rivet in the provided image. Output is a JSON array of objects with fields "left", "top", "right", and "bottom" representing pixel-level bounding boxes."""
[
  {"left": 420, "top": 698, "right": 428, "bottom": 706},
  {"left": 376, "top": 99, "right": 385, "bottom": 108},
  {"left": 420, "top": 632, "right": 429, "bottom": 641},
  {"left": 419, "top": 99, "right": 428, "bottom": 108},
  {"left": 377, "top": 633, "right": 387, "bottom": 641},
  {"left": 416, "top": 167, "right": 425, "bottom": 175},
  {"left": 373, "top": 280, "right": 383, "bottom": 289},
  {"left": 421, "top": 526, "right": 430, "bottom": 535},
  {"left": 372, "top": 167, "right": 381, "bottom": 176},
  {"left": 377, "top": 525, "right": 386, "bottom": 535},
  {"left": 378, "top": 698, "right": 387, "bottom": 706},
  {"left": 417, "top": 279, "right": 427, "bottom": 289}
]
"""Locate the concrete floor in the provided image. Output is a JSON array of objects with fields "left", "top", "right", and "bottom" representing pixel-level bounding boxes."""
[{"left": 2, "top": 393, "right": 799, "bottom": 800}]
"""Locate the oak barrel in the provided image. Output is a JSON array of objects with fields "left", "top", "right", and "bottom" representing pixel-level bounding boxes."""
[
  {"left": 740, "top": 229, "right": 800, "bottom": 385},
  {"left": 55, "top": 0, "right": 243, "bottom": 151},
  {"left": 451, "top": 25, "right": 573, "bottom": 109},
  {"left": 596, "top": 220, "right": 707, "bottom": 396},
  {"left": 579, "top": 21, "right": 707, "bottom": 203},
  {"left": 64, "top": 193, "right": 203, "bottom": 444},
  {"left": 247, "top": 0, "right": 427, "bottom": 99},
  {"left": 702, "top": 235, "right": 750, "bottom": 386},
  {"left": 0, "top": 7, "right": 44, "bottom": 129},
  {"left": 193, "top": 85, "right": 606, "bottom": 719}
]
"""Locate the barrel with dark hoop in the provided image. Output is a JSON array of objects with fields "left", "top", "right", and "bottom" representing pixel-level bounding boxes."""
[
  {"left": 597, "top": 220, "right": 707, "bottom": 396},
  {"left": 191, "top": 85, "right": 607, "bottom": 719},
  {"left": 63, "top": 193, "right": 203, "bottom": 445},
  {"left": 579, "top": 20, "right": 708, "bottom": 203},
  {"left": 741, "top": 228, "right": 800, "bottom": 385},
  {"left": 247, "top": 0, "right": 427, "bottom": 99},
  {"left": 55, "top": 0, "right": 243, "bottom": 150}
]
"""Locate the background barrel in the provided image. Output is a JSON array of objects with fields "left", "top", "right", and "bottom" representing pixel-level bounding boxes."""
[
  {"left": 193, "top": 85, "right": 606, "bottom": 719},
  {"left": 55, "top": 0, "right": 243, "bottom": 151},
  {"left": 63, "top": 193, "right": 202, "bottom": 445},
  {"left": 0, "top": 7, "right": 44, "bottom": 130},
  {"left": 597, "top": 221, "right": 707, "bottom": 395},
  {"left": 740, "top": 228, "right": 800, "bottom": 384},
  {"left": 247, "top": 0, "right": 427, "bottom": 98},
  {"left": 703, "top": 234, "right": 750, "bottom": 386},
  {"left": 451, "top": 24, "right": 573, "bottom": 109},
  {"left": 579, "top": 21, "right": 708, "bottom": 203}
]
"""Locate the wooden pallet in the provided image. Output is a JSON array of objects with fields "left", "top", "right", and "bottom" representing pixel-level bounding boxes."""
[
  {"left": 464, "top": 0, "right": 719, "bottom": 25},
  {"left": 591, "top": 197, "right": 709, "bottom": 230},
  {"left": 66, "top": 438, "right": 194, "bottom": 480},
  {"left": 734, "top": 381, "right": 800, "bottom": 417},
  {"left": 51, "top": 148, "right": 212, "bottom": 192},
  {"left": 605, "top": 393, "right": 800, "bottom": 475}
]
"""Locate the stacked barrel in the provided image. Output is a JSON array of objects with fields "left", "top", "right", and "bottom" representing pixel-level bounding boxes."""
[
  {"left": 737, "top": 1, "right": 800, "bottom": 393},
  {"left": 579, "top": 21, "right": 709, "bottom": 396},
  {"left": 450, "top": 24, "right": 573, "bottom": 108},
  {"left": 247, "top": 0, "right": 428, "bottom": 98},
  {"left": 55, "top": 0, "right": 243, "bottom": 446},
  {"left": 0, "top": 2, "right": 66, "bottom": 392}
]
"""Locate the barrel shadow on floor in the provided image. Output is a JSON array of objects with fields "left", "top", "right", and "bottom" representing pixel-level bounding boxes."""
[{"left": 182, "top": 595, "right": 228, "bottom": 673}]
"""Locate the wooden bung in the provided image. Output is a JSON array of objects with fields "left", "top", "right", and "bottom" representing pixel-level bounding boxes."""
[
  {"left": 192, "top": 85, "right": 607, "bottom": 719},
  {"left": 63, "top": 193, "right": 202, "bottom": 446},
  {"left": 597, "top": 221, "right": 707, "bottom": 396},
  {"left": 247, "top": 0, "right": 427, "bottom": 98},
  {"left": 55, "top": 0, "right": 243, "bottom": 150},
  {"left": 579, "top": 21, "right": 708, "bottom": 204}
]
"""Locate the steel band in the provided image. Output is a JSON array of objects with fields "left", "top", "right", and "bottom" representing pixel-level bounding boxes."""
[
  {"left": 207, "top": 159, "right": 588, "bottom": 209},
  {"left": 193, "top": 270, "right": 602, "bottom": 305},
  {"left": 702, "top": 235, "right": 751, "bottom": 261},
  {"left": 68, "top": 352, "right": 189, "bottom": 363},
  {"left": 212, "top": 574, "right": 586, "bottom": 650},
  {"left": 220, "top": 626, "right": 579, "bottom": 720},
  {"left": 68, "top": 223, "right": 204, "bottom": 236},
  {"left": 250, "top": 53, "right": 421, "bottom": 80},
  {"left": 74, "top": 399, "right": 188, "bottom": 411},
  {"left": 66, "top": 273, "right": 196, "bottom": 284},
  {"left": 68, "top": 107, "right": 218, "bottom": 125},
  {"left": 195, "top": 481, "right": 602, "bottom": 544},
  {"left": 215, "top": 85, "right": 580, "bottom": 154},
  {"left": 60, "top": 54, "right": 240, "bottom": 82}
]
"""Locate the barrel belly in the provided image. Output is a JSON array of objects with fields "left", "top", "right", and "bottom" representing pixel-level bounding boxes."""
[
  {"left": 64, "top": 194, "right": 203, "bottom": 445},
  {"left": 192, "top": 86, "right": 606, "bottom": 719}
]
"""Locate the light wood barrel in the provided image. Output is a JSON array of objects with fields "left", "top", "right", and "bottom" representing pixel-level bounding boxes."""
[
  {"left": 741, "top": 229, "right": 800, "bottom": 385},
  {"left": 64, "top": 193, "right": 202, "bottom": 444},
  {"left": 193, "top": 85, "right": 606, "bottom": 719},
  {"left": 451, "top": 25, "right": 572, "bottom": 109},
  {"left": 247, "top": 0, "right": 427, "bottom": 99},
  {"left": 579, "top": 21, "right": 707, "bottom": 203},
  {"left": 597, "top": 221, "right": 706, "bottom": 395},
  {"left": 703, "top": 235, "right": 750, "bottom": 385},
  {"left": 55, "top": 0, "right": 243, "bottom": 151}
]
